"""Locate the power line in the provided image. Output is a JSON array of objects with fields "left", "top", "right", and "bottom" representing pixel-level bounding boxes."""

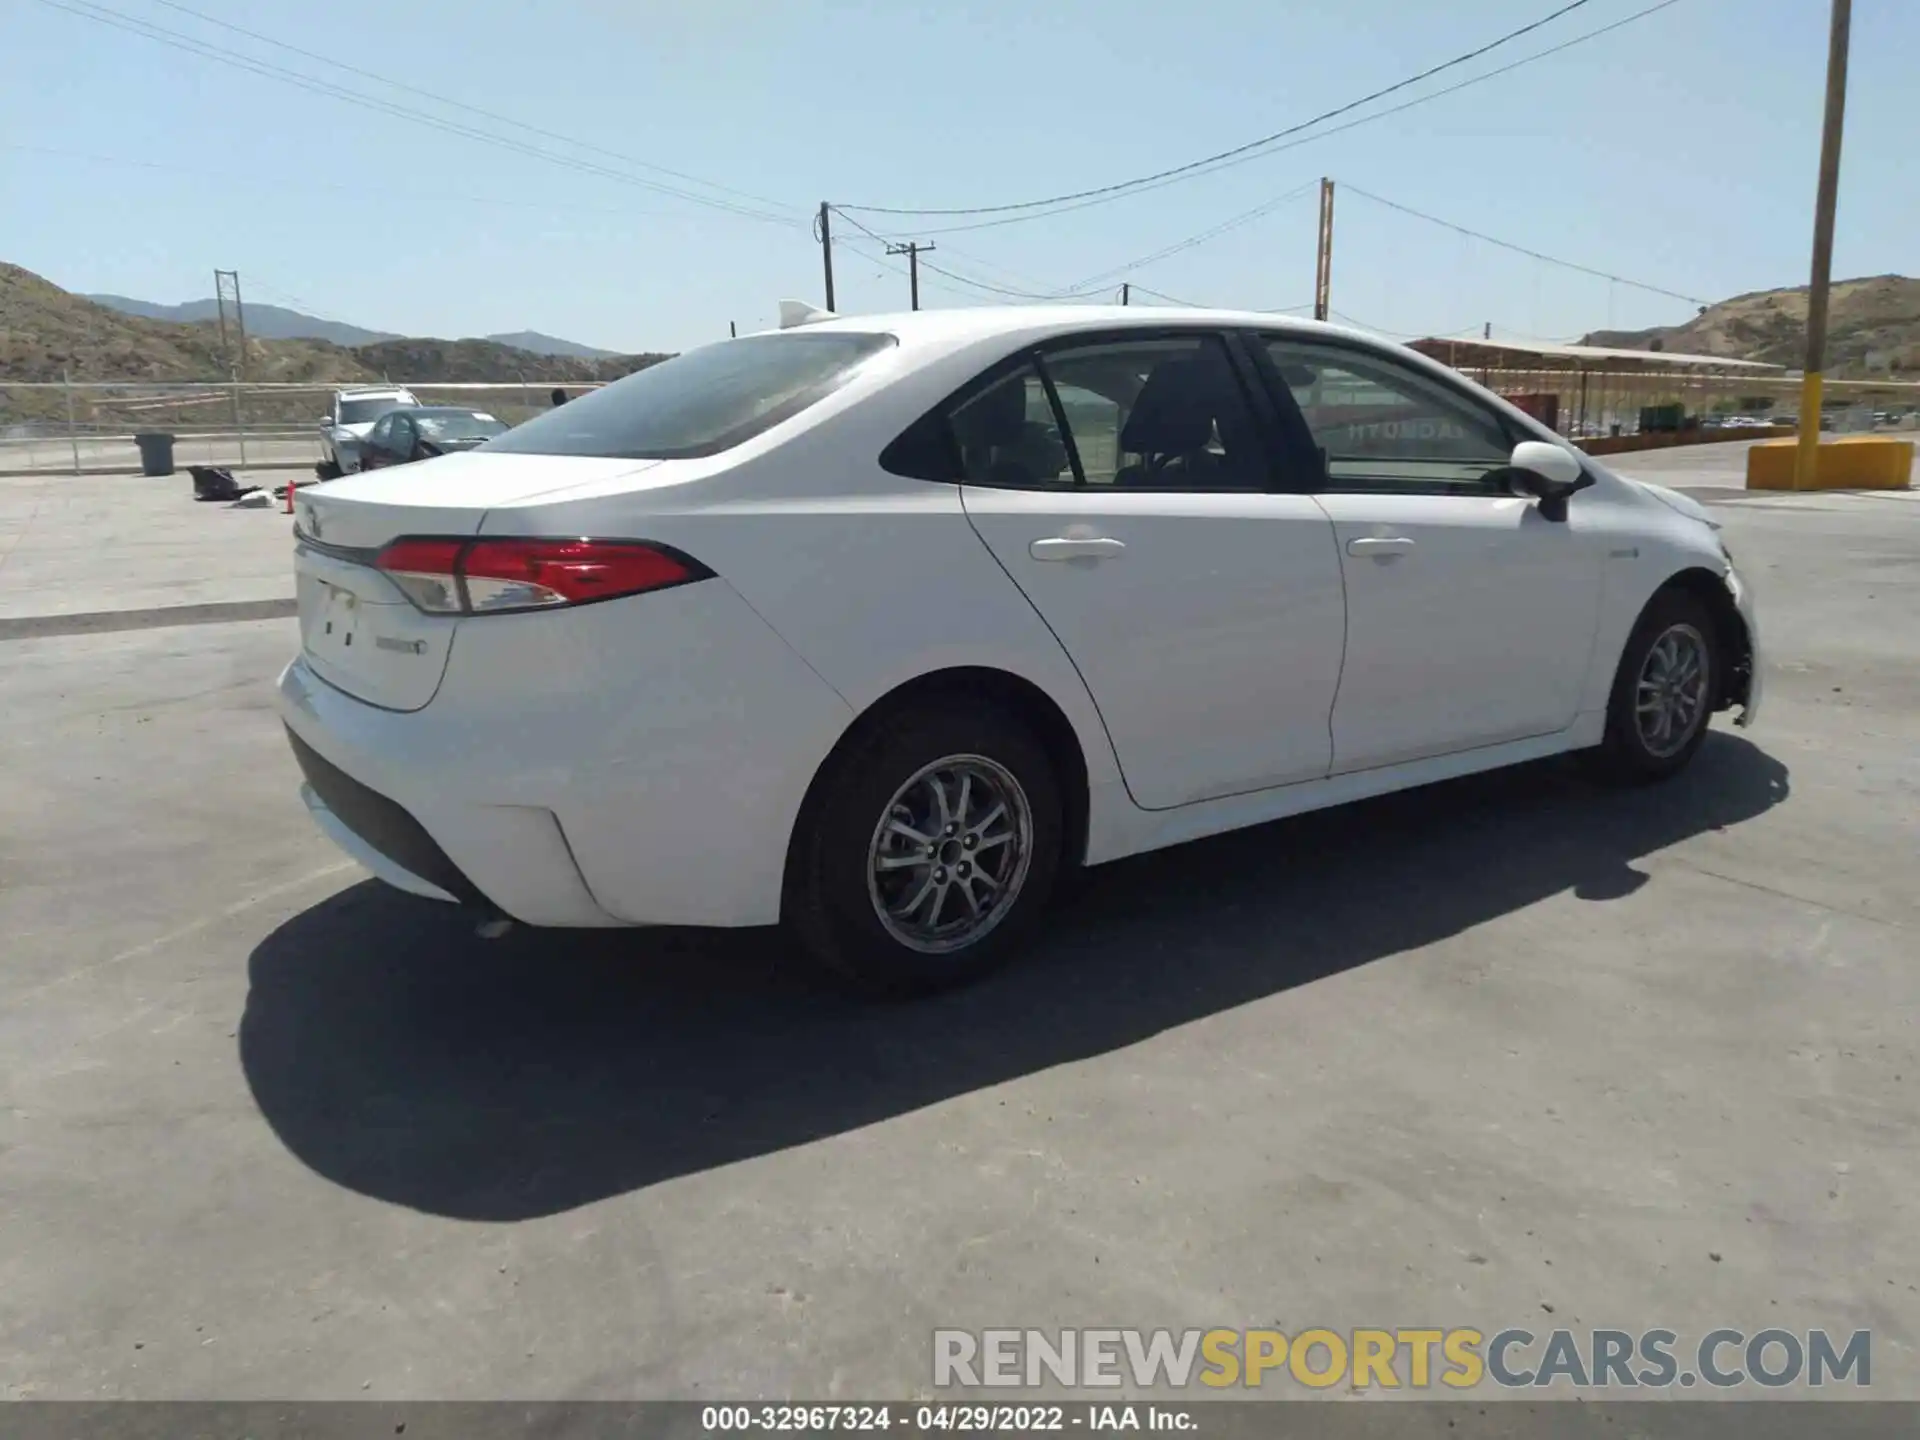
[
  {"left": 3, "top": 142, "right": 679, "bottom": 219},
  {"left": 137, "top": 0, "right": 792, "bottom": 216},
  {"left": 835, "top": 0, "right": 1684, "bottom": 238},
  {"left": 835, "top": 210, "right": 1074, "bottom": 301},
  {"left": 1060, "top": 182, "right": 1319, "bottom": 292},
  {"left": 836, "top": 0, "right": 1601, "bottom": 219},
  {"left": 836, "top": 183, "right": 1317, "bottom": 304},
  {"left": 1339, "top": 182, "right": 1708, "bottom": 305},
  {"left": 1131, "top": 286, "right": 1315, "bottom": 313},
  {"left": 30, "top": 0, "right": 804, "bottom": 228}
]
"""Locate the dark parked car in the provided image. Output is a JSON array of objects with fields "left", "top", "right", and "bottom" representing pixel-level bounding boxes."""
[{"left": 358, "top": 407, "right": 511, "bottom": 470}]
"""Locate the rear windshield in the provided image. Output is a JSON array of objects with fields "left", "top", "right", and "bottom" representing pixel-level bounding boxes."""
[
  {"left": 481, "top": 332, "right": 896, "bottom": 460},
  {"left": 338, "top": 397, "right": 409, "bottom": 424}
]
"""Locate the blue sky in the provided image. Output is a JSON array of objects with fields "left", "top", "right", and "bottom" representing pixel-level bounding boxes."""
[{"left": 2, "top": 0, "right": 1912, "bottom": 353}]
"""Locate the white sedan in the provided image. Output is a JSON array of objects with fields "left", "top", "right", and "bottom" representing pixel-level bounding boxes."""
[{"left": 280, "top": 305, "right": 1760, "bottom": 993}]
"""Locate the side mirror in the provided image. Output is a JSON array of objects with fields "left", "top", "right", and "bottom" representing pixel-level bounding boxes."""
[{"left": 1504, "top": 440, "right": 1594, "bottom": 522}]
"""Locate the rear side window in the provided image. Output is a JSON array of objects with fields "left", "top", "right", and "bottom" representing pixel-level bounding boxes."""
[
  {"left": 484, "top": 332, "right": 896, "bottom": 460},
  {"left": 883, "top": 332, "right": 1269, "bottom": 491}
]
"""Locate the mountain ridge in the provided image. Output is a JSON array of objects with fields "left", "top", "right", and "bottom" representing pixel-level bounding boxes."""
[
  {"left": 1580, "top": 274, "right": 1917, "bottom": 374},
  {"left": 83, "top": 294, "right": 617, "bottom": 358},
  {"left": 1, "top": 264, "right": 669, "bottom": 400}
]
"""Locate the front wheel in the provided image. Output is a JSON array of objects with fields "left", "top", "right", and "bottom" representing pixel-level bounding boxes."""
[
  {"left": 1592, "top": 589, "right": 1719, "bottom": 783},
  {"left": 786, "top": 701, "right": 1063, "bottom": 996}
]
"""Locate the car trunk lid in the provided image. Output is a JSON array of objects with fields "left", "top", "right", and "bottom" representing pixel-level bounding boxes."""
[{"left": 292, "top": 452, "right": 659, "bottom": 710}]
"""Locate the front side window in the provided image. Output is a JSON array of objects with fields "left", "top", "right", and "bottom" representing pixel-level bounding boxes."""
[
  {"left": 1263, "top": 339, "right": 1512, "bottom": 493},
  {"left": 483, "top": 332, "right": 896, "bottom": 460}
]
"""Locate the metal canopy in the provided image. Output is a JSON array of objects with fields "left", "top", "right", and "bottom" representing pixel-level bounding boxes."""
[{"left": 1408, "top": 337, "right": 1784, "bottom": 373}]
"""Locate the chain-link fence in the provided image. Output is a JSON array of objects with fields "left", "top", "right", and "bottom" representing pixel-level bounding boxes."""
[
  {"left": 4, "top": 370, "right": 1914, "bottom": 477},
  {"left": 0, "top": 380, "right": 608, "bottom": 475},
  {"left": 1451, "top": 367, "right": 1919, "bottom": 450}
]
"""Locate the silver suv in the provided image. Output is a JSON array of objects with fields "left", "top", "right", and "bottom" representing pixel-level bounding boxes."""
[{"left": 319, "top": 386, "right": 419, "bottom": 477}]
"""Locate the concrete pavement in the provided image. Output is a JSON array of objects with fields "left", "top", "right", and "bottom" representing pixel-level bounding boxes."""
[{"left": 0, "top": 442, "right": 1915, "bottom": 1404}]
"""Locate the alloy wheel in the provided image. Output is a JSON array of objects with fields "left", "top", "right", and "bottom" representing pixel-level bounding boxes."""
[
  {"left": 1635, "top": 622, "right": 1712, "bottom": 759},
  {"left": 865, "top": 755, "right": 1034, "bottom": 954}
]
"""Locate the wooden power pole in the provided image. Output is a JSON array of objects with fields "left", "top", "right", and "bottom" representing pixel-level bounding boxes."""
[
  {"left": 1796, "top": 0, "right": 1852, "bottom": 490},
  {"left": 1313, "top": 178, "right": 1335, "bottom": 322},
  {"left": 886, "top": 241, "right": 936, "bottom": 310},
  {"left": 817, "top": 202, "right": 836, "bottom": 312}
]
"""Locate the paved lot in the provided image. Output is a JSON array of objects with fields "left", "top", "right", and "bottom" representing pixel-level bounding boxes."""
[{"left": 1, "top": 443, "right": 1916, "bottom": 1402}]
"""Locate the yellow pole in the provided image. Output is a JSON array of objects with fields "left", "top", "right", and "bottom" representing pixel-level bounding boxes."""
[
  {"left": 1794, "top": 372, "right": 1823, "bottom": 490},
  {"left": 1795, "top": 0, "right": 1852, "bottom": 490}
]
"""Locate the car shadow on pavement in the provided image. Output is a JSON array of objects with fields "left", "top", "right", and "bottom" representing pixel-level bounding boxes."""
[{"left": 240, "top": 733, "right": 1788, "bottom": 1220}]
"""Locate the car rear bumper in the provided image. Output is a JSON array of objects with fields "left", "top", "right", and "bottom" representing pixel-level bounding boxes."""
[
  {"left": 275, "top": 576, "right": 857, "bottom": 929},
  {"left": 290, "top": 728, "right": 480, "bottom": 907},
  {"left": 279, "top": 660, "right": 626, "bottom": 926}
]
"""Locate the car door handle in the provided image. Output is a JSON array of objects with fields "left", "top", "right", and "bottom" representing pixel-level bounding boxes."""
[
  {"left": 1030, "top": 536, "right": 1127, "bottom": 561},
  {"left": 1346, "top": 536, "right": 1416, "bottom": 558}
]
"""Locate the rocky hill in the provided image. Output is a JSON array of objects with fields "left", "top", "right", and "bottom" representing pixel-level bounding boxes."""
[
  {"left": 1583, "top": 274, "right": 1919, "bottom": 375},
  {"left": 1, "top": 263, "right": 668, "bottom": 388}
]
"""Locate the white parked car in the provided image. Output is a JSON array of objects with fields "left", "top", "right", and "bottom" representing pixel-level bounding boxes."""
[
  {"left": 319, "top": 386, "right": 419, "bottom": 477},
  {"left": 281, "top": 306, "right": 1761, "bottom": 993}
]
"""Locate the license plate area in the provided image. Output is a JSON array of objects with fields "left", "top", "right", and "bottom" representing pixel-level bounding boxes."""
[{"left": 311, "top": 578, "right": 364, "bottom": 659}]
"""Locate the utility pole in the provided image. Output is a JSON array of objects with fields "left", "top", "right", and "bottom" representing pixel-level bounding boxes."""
[
  {"left": 885, "top": 240, "right": 935, "bottom": 310},
  {"left": 817, "top": 202, "right": 836, "bottom": 312},
  {"left": 729, "top": 321, "right": 737, "bottom": 338},
  {"left": 1484, "top": 321, "right": 1493, "bottom": 339},
  {"left": 214, "top": 269, "right": 249, "bottom": 465},
  {"left": 1796, "top": 0, "right": 1852, "bottom": 490},
  {"left": 1121, "top": 282, "right": 1130, "bottom": 306},
  {"left": 1313, "top": 178, "right": 1335, "bottom": 321}
]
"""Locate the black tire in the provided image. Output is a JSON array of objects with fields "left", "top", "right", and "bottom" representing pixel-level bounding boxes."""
[
  {"left": 315, "top": 456, "right": 343, "bottom": 482},
  {"left": 786, "top": 699, "right": 1063, "bottom": 997},
  {"left": 1591, "top": 588, "right": 1720, "bottom": 784}
]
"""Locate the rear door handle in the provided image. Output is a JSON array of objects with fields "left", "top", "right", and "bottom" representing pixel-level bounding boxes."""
[
  {"left": 1346, "top": 536, "right": 1415, "bottom": 558},
  {"left": 1030, "top": 536, "right": 1127, "bottom": 561}
]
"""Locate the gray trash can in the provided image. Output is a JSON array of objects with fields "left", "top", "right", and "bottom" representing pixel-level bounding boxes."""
[{"left": 134, "top": 431, "right": 176, "bottom": 477}]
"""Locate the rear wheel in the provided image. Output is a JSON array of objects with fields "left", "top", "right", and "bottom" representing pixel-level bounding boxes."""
[
  {"left": 786, "top": 701, "right": 1062, "bottom": 996},
  {"left": 1593, "top": 589, "right": 1719, "bottom": 783}
]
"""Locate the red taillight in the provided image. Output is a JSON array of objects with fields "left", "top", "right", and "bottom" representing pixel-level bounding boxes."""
[{"left": 374, "top": 537, "right": 708, "bottom": 615}]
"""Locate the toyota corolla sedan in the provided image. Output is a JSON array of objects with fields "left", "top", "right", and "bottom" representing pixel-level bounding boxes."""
[{"left": 280, "top": 304, "right": 1760, "bottom": 993}]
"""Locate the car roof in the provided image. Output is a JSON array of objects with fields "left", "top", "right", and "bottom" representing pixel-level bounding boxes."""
[
  {"left": 785, "top": 304, "right": 1382, "bottom": 354},
  {"left": 337, "top": 386, "right": 415, "bottom": 397},
  {"left": 408, "top": 406, "right": 499, "bottom": 417}
]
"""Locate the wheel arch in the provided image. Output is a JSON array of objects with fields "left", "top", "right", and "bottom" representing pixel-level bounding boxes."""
[
  {"left": 1642, "top": 567, "right": 1752, "bottom": 712},
  {"left": 782, "top": 666, "right": 1094, "bottom": 908}
]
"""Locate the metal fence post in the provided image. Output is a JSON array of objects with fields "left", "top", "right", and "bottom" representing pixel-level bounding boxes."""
[
  {"left": 230, "top": 373, "right": 249, "bottom": 467},
  {"left": 64, "top": 369, "right": 81, "bottom": 475}
]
